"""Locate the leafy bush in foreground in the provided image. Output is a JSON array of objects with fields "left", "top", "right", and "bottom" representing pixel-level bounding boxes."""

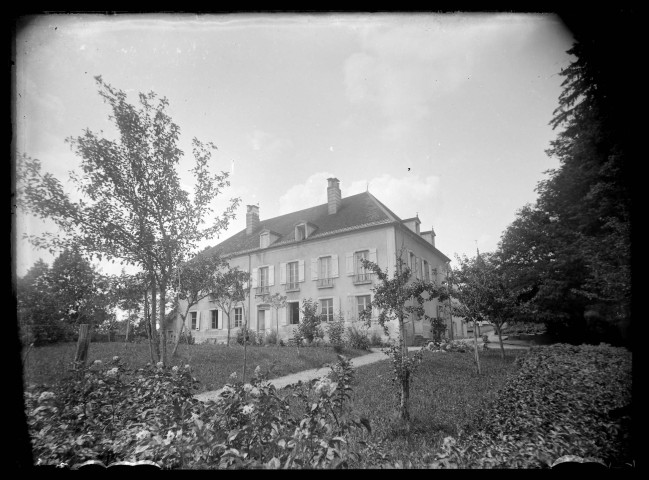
[
  {"left": 26, "top": 355, "right": 368, "bottom": 469},
  {"left": 431, "top": 343, "right": 632, "bottom": 468}
]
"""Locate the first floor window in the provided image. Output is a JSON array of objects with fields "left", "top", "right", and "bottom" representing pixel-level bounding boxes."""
[
  {"left": 287, "top": 261, "right": 299, "bottom": 290},
  {"left": 190, "top": 311, "right": 197, "bottom": 330},
  {"left": 320, "top": 298, "right": 334, "bottom": 322},
  {"left": 234, "top": 307, "right": 243, "bottom": 327},
  {"left": 288, "top": 302, "right": 300, "bottom": 325},
  {"left": 211, "top": 310, "right": 219, "bottom": 329},
  {"left": 357, "top": 295, "right": 371, "bottom": 319}
]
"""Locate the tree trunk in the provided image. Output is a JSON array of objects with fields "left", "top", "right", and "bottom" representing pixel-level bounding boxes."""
[
  {"left": 145, "top": 289, "right": 155, "bottom": 364},
  {"left": 159, "top": 281, "right": 167, "bottom": 366},
  {"left": 151, "top": 279, "right": 160, "bottom": 362},
  {"left": 125, "top": 309, "right": 131, "bottom": 342},
  {"left": 496, "top": 323, "right": 506, "bottom": 360},
  {"left": 172, "top": 321, "right": 185, "bottom": 358},
  {"left": 242, "top": 305, "right": 248, "bottom": 383},
  {"left": 472, "top": 319, "right": 481, "bottom": 375},
  {"left": 276, "top": 307, "right": 280, "bottom": 349},
  {"left": 74, "top": 324, "right": 90, "bottom": 367},
  {"left": 399, "top": 314, "right": 410, "bottom": 422},
  {"left": 226, "top": 306, "right": 231, "bottom": 347}
]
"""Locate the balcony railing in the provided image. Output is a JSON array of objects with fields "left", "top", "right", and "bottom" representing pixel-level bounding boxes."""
[
  {"left": 255, "top": 286, "right": 270, "bottom": 296},
  {"left": 285, "top": 282, "right": 300, "bottom": 292},
  {"left": 352, "top": 273, "right": 372, "bottom": 284},
  {"left": 317, "top": 277, "right": 334, "bottom": 288}
]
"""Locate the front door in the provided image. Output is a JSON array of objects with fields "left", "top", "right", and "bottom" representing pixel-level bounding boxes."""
[{"left": 258, "top": 309, "right": 266, "bottom": 332}]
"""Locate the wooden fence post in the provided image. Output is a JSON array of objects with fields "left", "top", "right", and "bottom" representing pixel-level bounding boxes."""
[{"left": 75, "top": 324, "right": 90, "bottom": 367}]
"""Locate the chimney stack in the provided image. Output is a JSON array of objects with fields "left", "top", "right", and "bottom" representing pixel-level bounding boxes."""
[
  {"left": 246, "top": 205, "right": 259, "bottom": 234},
  {"left": 327, "top": 177, "right": 341, "bottom": 215}
]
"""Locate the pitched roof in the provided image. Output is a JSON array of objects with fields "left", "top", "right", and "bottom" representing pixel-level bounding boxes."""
[{"left": 205, "top": 190, "right": 450, "bottom": 262}]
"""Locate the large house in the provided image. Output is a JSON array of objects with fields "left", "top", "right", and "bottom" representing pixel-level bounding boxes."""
[{"left": 172, "top": 177, "right": 464, "bottom": 346}]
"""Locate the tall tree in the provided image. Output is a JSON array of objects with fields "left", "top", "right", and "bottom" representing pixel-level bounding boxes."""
[
  {"left": 209, "top": 267, "right": 250, "bottom": 347},
  {"left": 359, "top": 251, "right": 447, "bottom": 422},
  {"left": 17, "top": 76, "right": 240, "bottom": 364}
]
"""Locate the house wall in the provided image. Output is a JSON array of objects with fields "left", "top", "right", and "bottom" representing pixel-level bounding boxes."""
[{"left": 175, "top": 223, "right": 452, "bottom": 346}]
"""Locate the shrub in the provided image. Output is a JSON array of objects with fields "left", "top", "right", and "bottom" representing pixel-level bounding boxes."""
[
  {"left": 327, "top": 310, "right": 346, "bottom": 348},
  {"left": 236, "top": 327, "right": 257, "bottom": 346},
  {"left": 369, "top": 331, "right": 383, "bottom": 347},
  {"left": 346, "top": 326, "right": 371, "bottom": 351},
  {"left": 296, "top": 298, "right": 324, "bottom": 345},
  {"left": 430, "top": 343, "right": 632, "bottom": 468},
  {"left": 430, "top": 317, "right": 447, "bottom": 342},
  {"left": 26, "top": 355, "right": 369, "bottom": 469},
  {"left": 264, "top": 329, "right": 278, "bottom": 345}
]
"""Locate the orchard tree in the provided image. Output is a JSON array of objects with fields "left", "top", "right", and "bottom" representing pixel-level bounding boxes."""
[
  {"left": 17, "top": 76, "right": 240, "bottom": 364},
  {"left": 262, "top": 292, "right": 287, "bottom": 348},
  {"left": 170, "top": 252, "right": 227, "bottom": 357},
  {"left": 208, "top": 267, "right": 250, "bottom": 347},
  {"left": 359, "top": 251, "right": 447, "bottom": 423},
  {"left": 16, "top": 260, "right": 61, "bottom": 345}
]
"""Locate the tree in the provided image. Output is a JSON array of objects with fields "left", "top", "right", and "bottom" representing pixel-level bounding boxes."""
[
  {"left": 17, "top": 76, "right": 240, "bottom": 364},
  {"left": 209, "top": 267, "right": 250, "bottom": 347},
  {"left": 262, "top": 292, "right": 287, "bottom": 349},
  {"left": 170, "top": 252, "right": 227, "bottom": 357},
  {"left": 359, "top": 251, "right": 447, "bottom": 422},
  {"left": 17, "top": 260, "right": 61, "bottom": 346}
]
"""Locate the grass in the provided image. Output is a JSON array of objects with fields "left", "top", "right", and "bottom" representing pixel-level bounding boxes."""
[
  {"left": 345, "top": 349, "right": 526, "bottom": 466},
  {"left": 22, "top": 341, "right": 371, "bottom": 393}
]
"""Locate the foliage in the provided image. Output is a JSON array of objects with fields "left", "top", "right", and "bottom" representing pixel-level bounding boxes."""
[
  {"left": 326, "top": 310, "right": 346, "bottom": 350},
  {"left": 26, "top": 355, "right": 369, "bottom": 469},
  {"left": 426, "top": 339, "right": 471, "bottom": 353},
  {"left": 496, "top": 30, "right": 631, "bottom": 346},
  {"left": 430, "top": 316, "right": 447, "bottom": 342},
  {"left": 295, "top": 298, "right": 324, "bottom": 345},
  {"left": 16, "top": 76, "right": 240, "bottom": 364},
  {"left": 431, "top": 343, "right": 632, "bottom": 468},
  {"left": 369, "top": 331, "right": 383, "bottom": 347},
  {"left": 208, "top": 268, "right": 250, "bottom": 347},
  {"left": 262, "top": 293, "right": 287, "bottom": 349},
  {"left": 264, "top": 329, "right": 278, "bottom": 345},
  {"left": 359, "top": 252, "right": 447, "bottom": 421},
  {"left": 236, "top": 328, "right": 258, "bottom": 346},
  {"left": 346, "top": 326, "right": 371, "bottom": 351}
]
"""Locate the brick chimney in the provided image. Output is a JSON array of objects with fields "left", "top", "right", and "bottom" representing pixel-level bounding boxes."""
[
  {"left": 327, "top": 177, "right": 341, "bottom": 215},
  {"left": 246, "top": 205, "right": 259, "bottom": 235}
]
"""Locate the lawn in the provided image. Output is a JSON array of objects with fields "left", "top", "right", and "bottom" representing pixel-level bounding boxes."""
[
  {"left": 345, "top": 349, "right": 526, "bottom": 467},
  {"left": 21, "top": 341, "right": 371, "bottom": 393}
]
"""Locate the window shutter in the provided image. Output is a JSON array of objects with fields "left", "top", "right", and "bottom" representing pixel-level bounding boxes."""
[
  {"left": 311, "top": 258, "right": 318, "bottom": 280},
  {"left": 421, "top": 259, "right": 425, "bottom": 280},
  {"left": 252, "top": 267, "right": 258, "bottom": 288},
  {"left": 347, "top": 295, "right": 355, "bottom": 319},
  {"left": 331, "top": 254, "right": 339, "bottom": 278},
  {"left": 416, "top": 257, "right": 420, "bottom": 279},
  {"left": 196, "top": 311, "right": 201, "bottom": 330},
  {"left": 280, "top": 263, "right": 287, "bottom": 284},
  {"left": 369, "top": 248, "right": 377, "bottom": 265},
  {"left": 298, "top": 260, "right": 305, "bottom": 282},
  {"left": 371, "top": 294, "right": 379, "bottom": 319},
  {"left": 268, "top": 265, "right": 275, "bottom": 286},
  {"left": 346, "top": 253, "right": 354, "bottom": 275},
  {"left": 282, "top": 306, "right": 288, "bottom": 326},
  {"left": 333, "top": 296, "right": 340, "bottom": 318}
]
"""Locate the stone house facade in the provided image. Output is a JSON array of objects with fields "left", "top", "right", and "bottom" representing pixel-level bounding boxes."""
[{"left": 172, "top": 177, "right": 461, "bottom": 346}]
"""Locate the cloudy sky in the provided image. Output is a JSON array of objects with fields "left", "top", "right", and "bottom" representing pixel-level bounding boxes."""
[{"left": 14, "top": 12, "right": 575, "bottom": 277}]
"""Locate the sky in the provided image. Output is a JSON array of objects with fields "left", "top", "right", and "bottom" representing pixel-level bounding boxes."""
[{"left": 13, "top": 12, "right": 575, "bottom": 278}]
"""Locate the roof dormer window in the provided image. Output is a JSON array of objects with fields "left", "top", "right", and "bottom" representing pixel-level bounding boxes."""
[
  {"left": 295, "top": 223, "right": 307, "bottom": 241},
  {"left": 260, "top": 232, "right": 269, "bottom": 248}
]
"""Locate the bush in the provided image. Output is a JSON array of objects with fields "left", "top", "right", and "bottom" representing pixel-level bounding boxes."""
[
  {"left": 296, "top": 298, "right": 324, "bottom": 345},
  {"left": 26, "top": 355, "right": 369, "bottom": 469},
  {"left": 327, "top": 311, "right": 346, "bottom": 348},
  {"left": 264, "top": 329, "right": 278, "bottom": 345},
  {"left": 346, "top": 326, "right": 371, "bottom": 351},
  {"left": 236, "top": 327, "right": 257, "bottom": 346},
  {"left": 430, "top": 343, "right": 632, "bottom": 468},
  {"left": 369, "top": 331, "right": 383, "bottom": 347}
]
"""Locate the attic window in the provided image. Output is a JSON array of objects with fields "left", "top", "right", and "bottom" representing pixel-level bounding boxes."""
[
  {"left": 295, "top": 223, "right": 307, "bottom": 241},
  {"left": 260, "top": 232, "right": 269, "bottom": 248}
]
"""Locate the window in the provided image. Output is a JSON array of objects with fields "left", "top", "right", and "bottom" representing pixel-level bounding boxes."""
[
  {"left": 260, "top": 232, "right": 269, "bottom": 248},
  {"left": 320, "top": 298, "right": 334, "bottom": 322},
  {"left": 318, "top": 256, "right": 333, "bottom": 287},
  {"left": 357, "top": 295, "right": 371, "bottom": 319},
  {"left": 295, "top": 224, "right": 306, "bottom": 241},
  {"left": 190, "top": 311, "right": 197, "bottom": 330},
  {"left": 211, "top": 310, "right": 219, "bottom": 329},
  {"left": 256, "top": 266, "right": 269, "bottom": 295},
  {"left": 423, "top": 260, "right": 430, "bottom": 281},
  {"left": 286, "top": 261, "right": 299, "bottom": 291},
  {"left": 288, "top": 302, "right": 300, "bottom": 325},
  {"left": 234, "top": 307, "right": 243, "bottom": 328},
  {"left": 409, "top": 252, "right": 416, "bottom": 273},
  {"left": 354, "top": 250, "right": 370, "bottom": 283}
]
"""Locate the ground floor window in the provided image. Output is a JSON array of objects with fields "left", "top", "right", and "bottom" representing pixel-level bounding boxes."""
[
  {"left": 234, "top": 307, "right": 243, "bottom": 327},
  {"left": 320, "top": 298, "right": 334, "bottom": 322},
  {"left": 190, "top": 311, "right": 197, "bottom": 330},
  {"left": 357, "top": 295, "right": 371, "bottom": 319},
  {"left": 211, "top": 309, "right": 219, "bottom": 329},
  {"left": 288, "top": 301, "right": 300, "bottom": 325}
]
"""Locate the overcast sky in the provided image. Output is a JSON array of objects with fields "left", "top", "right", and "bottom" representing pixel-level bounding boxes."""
[{"left": 14, "top": 12, "right": 575, "bottom": 277}]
